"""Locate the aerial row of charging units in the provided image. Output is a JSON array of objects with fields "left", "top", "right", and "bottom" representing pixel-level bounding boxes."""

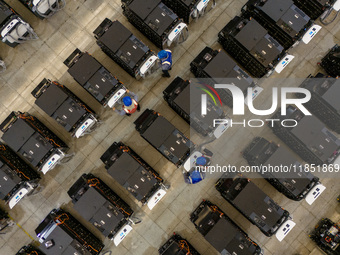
[
  {"left": 297, "top": 73, "right": 340, "bottom": 134},
  {"left": 92, "top": 0, "right": 217, "bottom": 79},
  {"left": 321, "top": 44, "right": 340, "bottom": 78},
  {"left": 216, "top": 0, "right": 329, "bottom": 77}
]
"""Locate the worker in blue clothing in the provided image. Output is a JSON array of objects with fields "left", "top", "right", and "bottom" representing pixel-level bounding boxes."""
[
  {"left": 183, "top": 149, "right": 213, "bottom": 184},
  {"left": 158, "top": 49, "right": 172, "bottom": 78}
]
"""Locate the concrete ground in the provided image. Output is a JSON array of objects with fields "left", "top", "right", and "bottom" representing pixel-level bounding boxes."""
[{"left": 0, "top": 0, "right": 340, "bottom": 254}]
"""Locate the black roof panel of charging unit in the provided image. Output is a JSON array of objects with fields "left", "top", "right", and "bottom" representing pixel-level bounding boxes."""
[
  {"left": 35, "top": 84, "right": 69, "bottom": 117},
  {"left": 124, "top": 167, "right": 157, "bottom": 200},
  {"left": 107, "top": 152, "right": 157, "bottom": 201},
  {"left": 2, "top": 118, "right": 35, "bottom": 152},
  {"left": 86, "top": 68, "right": 117, "bottom": 101},
  {"left": 235, "top": 19, "right": 282, "bottom": 66},
  {"left": 52, "top": 98, "right": 86, "bottom": 132},
  {"left": 291, "top": 117, "right": 339, "bottom": 162},
  {"left": 39, "top": 225, "right": 92, "bottom": 255},
  {"left": 73, "top": 187, "right": 124, "bottom": 235},
  {"left": 163, "top": 131, "right": 190, "bottom": 159},
  {"left": 264, "top": 147, "right": 313, "bottom": 196},
  {"left": 129, "top": 0, "right": 161, "bottom": 20},
  {"left": 235, "top": 19, "right": 268, "bottom": 51},
  {"left": 68, "top": 54, "right": 101, "bottom": 86},
  {"left": 323, "top": 84, "right": 340, "bottom": 113},
  {"left": 108, "top": 152, "right": 140, "bottom": 185},
  {"left": 142, "top": 117, "right": 176, "bottom": 149},
  {"left": 205, "top": 219, "right": 237, "bottom": 253},
  {"left": 20, "top": 133, "right": 53, "bottom": 167},
  {"left": 174, "top": 85, "right": 200, "bottom": 114},
  {"left": 204, "top": 51, "right": 238, "bottom": 78},
  {"left": 233, "top": 182, "right": 283, "bottom": 231},
  {"left": 261, "top": 0, "right": 294, "bottom": 22},
  {"left": 252, "top": 34, "right": 282, "bottom": 66},
  {"left": 0, "top": 165, "right": 20, "bottom": 199},
  {"left": 99, "top": 21, "right": 132, "bottom": 54},
  {"left": 280, "top": 6, "right": 309, "bottom": 32},
  {"left": 117, "top": 36, "right": 148, "bottom": 68},
  {"left": 145, "top": 3, "right": 176, "bottom": 36}
]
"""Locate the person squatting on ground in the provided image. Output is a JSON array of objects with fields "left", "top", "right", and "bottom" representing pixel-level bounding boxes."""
[{"left": 113, "top": 90, "right": 140, "bottom": 116}]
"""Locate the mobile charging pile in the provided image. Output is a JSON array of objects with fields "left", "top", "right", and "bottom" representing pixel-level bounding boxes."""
[
  {"left": 121, "top": 0, "right": 188, "bottom": 49},
  {"left": 190, "top": 200, "right": 263, "bottom": 254},
  {"left": 134, "top": 109, "right": 195, "bottom": 167},
  {"left": 0, "top": 143, "right": 41, "bottom": 209},
  {"left": 162, "top": 0, "right": 217, "bottom": 24},
  {"left": 67, "top": 174, "right": 141, "bottom": 246},
  {"left": 19, "top": 0, "right": 65, "bottom": 19},
  {"left": 242, "top": 0, "right": 318, "bottom": 48},
  {"left": 218, "top": 16, "right": 291, "bottom": 77},
  {"left": 94, "top": 19, "right": 159, "bottom": 79},
  {"left": 190, "top": 46, "right": 263, "bottom": 109},
  {"left": 0, "top": 0, "right": 38, "bottom": 47},
  {"left": 32, "top": 79, "right": 99, "bottom": 138},
  {"left": 35, "top": 209, "right": 104, "bottom": 255},
  {"left": 163, "top": 77, "right": 230, "bottom": 139},
  {"left": 64, "top": 49, "right": 125, "bottom": 109},
  {"left": 243, "top": 137, "right": 326, "bottom": 205},
  {"left": 0, "top": 112, "right": 73, "bottom": 175},
  {"left": 101, "top": 142, "right": 169, "bottom": 210},
  {"left": 216, "top": 174, "right": 296, "bottom": 242}
]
